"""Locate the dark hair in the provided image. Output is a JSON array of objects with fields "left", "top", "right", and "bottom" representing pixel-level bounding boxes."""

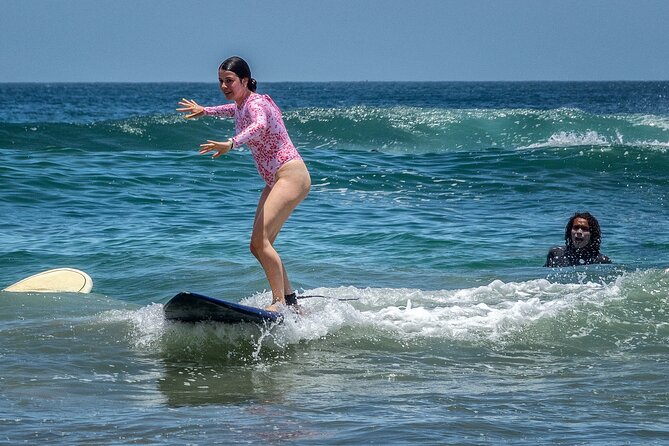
[
  {"left": 564, "top": 212, "right": 602, "bottom": 251},
  {"left": 219, "top": 56, "right": 257, "bottom": 92}
]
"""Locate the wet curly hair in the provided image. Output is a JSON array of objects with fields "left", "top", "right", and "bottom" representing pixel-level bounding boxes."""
[{"left": 564, "top": 212, "right": 602, "bottom": 251}]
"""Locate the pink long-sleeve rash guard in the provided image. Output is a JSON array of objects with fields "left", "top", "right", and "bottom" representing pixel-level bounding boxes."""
[{"left": 203, "top": 93, "right": 302, "bottom": 187}]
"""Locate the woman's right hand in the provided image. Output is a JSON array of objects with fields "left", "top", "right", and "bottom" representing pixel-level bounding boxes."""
[
  {"left": 177, "top": 98, "right": 205, "bottom": 119},
  {"left": 199, "top": 139, "right": 233, "bottom": 158}
]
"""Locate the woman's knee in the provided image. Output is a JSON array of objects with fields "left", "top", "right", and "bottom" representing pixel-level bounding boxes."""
[{"left": 249, "top": 236, "right": 269, "bottom": 259}]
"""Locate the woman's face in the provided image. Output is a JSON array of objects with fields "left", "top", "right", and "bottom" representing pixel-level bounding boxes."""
[
  {"left": 570, "top": 217, "right": 591, "bottom": 249},
  {"left": 218, "top": 69, "right": 248, "bottom": 102}
]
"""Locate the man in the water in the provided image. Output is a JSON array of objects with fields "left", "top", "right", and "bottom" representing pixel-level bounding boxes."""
[{"left": 544, "top": 212, "right": 612, "bottom": 267}]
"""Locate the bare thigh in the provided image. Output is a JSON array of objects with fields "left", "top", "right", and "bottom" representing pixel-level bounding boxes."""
[{"left": 252, "top": 160, "right": 310, "bottom": 245}]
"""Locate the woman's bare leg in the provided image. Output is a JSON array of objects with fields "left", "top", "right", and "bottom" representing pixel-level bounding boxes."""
[{"left": 249, "top": 160, "right": 310, "bottom": 308}]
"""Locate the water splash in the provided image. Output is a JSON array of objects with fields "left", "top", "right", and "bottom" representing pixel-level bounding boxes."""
[{"left": 100, "top": 269, "right": 669, "bottom": 359}]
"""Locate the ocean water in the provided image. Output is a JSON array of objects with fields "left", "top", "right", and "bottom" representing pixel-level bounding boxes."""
[{"left": 1, "top": 82, "right": 668, "bottom": 444}]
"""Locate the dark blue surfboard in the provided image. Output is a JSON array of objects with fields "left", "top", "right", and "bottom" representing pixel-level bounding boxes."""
[{"left": 164, "top": 291, "right": 282, "bottom": 324}]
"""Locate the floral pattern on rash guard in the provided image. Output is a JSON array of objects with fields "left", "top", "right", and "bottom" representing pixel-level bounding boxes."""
[{"left": 203, "top": 94, "right": 302, "bottom": 187}]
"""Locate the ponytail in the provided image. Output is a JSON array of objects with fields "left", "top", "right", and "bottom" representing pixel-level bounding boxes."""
[{"left": 219, "top": 56, "right": 257, "bottom": 92}]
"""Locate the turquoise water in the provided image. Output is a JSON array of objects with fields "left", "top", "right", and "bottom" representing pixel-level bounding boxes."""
[{"left": 1, "top": 82, "right": 668, "bottom": 444}]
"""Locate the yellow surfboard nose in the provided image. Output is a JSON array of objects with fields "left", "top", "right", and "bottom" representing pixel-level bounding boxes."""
[{"left": 3, "top": 268, "right": 93, "bottom": 293}]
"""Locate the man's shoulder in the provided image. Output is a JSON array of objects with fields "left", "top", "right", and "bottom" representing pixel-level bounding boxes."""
[
  {"left": 548, "top": 245, "right": 566, "bottom": 256},
  {"left": 544, "top": 245, "right": 568, "bottom": 267},
  {"left": 597, "top": 253, "right": 612, "bottom": 264}
]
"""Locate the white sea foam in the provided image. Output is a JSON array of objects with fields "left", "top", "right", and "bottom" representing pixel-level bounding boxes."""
[
  {"left": 100, "top": 271, "right": 664, "bottom": 354},
  {"left": 99, "top": 303, "right": 167, "bottom": 348},
  {"left": 518, "top": 129, "right": 669, "bottom": 151},
  {"left": 629, "top": 114, "right": 669, "bottom": 131},
  {"left": 520, "top": 131, "right": 611, "bottom": 149},
  {"left": 241, "top": 278, "right": 623, "bottom": 345}
]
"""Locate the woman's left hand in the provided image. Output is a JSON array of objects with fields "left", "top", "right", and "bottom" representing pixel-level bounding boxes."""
[
  {"left": 177, "top": 98, "right": 205, "bottom": 119},
  {"left": 199, "top": 139, "right": 233, "bottom": 158}
]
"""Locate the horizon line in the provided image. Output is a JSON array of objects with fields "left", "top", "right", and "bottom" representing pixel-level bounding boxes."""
[{"left": 2, "top": 79, "right": 668, "bottom": 84}]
